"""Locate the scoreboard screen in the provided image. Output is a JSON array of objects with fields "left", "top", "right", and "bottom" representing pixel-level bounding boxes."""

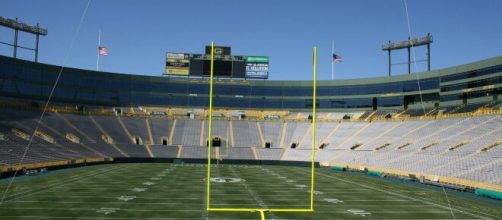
[
  {"left": 203, "top": 60, "right": 232, "bottom": 76},
  {"left": 165, "top": 46, "right": 268, "bottom": 79}
]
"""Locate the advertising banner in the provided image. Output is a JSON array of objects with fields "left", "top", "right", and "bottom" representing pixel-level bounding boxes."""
[
  {"left": 246, "top": 56, "right": 269, "bottom": 79},
  {"left": 165, "top": 53, "right": 190, "bottom": 75}
]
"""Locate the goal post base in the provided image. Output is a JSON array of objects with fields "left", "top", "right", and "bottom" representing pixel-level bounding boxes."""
[{"left": 207, "top": 208, "right": 314, "bottom": 220}]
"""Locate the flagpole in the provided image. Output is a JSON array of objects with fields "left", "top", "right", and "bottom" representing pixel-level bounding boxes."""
[
  {"left": 96, "top": 29, "right": 101, "bottom": 71},
  {"left": 331, "top": 40, "right": 334, "bottom": 80}
]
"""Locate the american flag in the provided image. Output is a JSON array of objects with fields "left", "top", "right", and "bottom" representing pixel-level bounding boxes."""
[
  {"left": 332, "top": 53, "right": 342, "bottom": 62},
  {"left": 98, "top": 46, "right": 108, "bottom": 56}
]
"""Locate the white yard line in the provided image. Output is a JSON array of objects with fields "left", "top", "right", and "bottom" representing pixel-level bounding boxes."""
[
  {"left": 11, "top": 200, "right": 439, "bottom": 208},
  {"left": 0, "top": 216, "right": 486, "bottom": 220},
  {"left": 1, "top": 165, "right": 129, "bottom": 204},
  {"left": 227, "top": 166, "right": 280, "bottom": 219},
  {"left": 313, "top": 169, "right": 495, "bottom": 220}
]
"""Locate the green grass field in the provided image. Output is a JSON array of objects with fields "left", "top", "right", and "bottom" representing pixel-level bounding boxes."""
[{"left": 0, "top": 163, "right": 501, "bottom": 219}]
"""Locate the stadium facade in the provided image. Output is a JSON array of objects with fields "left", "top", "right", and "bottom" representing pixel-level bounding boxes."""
[
  {"left": 1, "top": 55, "right": 501, "bottom": 111},
  {"left": 1, "top": 55, "right": 502, "bottom": 198}
]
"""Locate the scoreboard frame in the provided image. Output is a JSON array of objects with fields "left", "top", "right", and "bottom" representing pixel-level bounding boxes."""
[{"left": 165, "top": 46, "right": 269, "bottom": 79}]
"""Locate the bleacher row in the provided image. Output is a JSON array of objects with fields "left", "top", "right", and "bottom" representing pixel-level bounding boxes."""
[{"left": 0, "top": 108, "right": 501, "bottom": 187}]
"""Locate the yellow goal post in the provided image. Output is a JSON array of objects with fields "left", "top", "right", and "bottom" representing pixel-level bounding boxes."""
[{"left": 205, "top": 42, "right": 318, "bottom": 219}]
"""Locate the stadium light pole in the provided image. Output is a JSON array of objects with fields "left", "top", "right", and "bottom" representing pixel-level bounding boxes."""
[
  {"left": 382, "top": 34, "right": 432, "bottom": 76},
  {"left": 0, "top": 16, "right": 48, "bottom": 62}
]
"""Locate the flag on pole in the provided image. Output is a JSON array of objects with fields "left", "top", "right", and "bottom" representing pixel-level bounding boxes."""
[
  {"left": 98, "top": 46, "right": 108, "bottom": 56},
  {"left": 332, "top": 53, "right": 342, "bottom": 62}
]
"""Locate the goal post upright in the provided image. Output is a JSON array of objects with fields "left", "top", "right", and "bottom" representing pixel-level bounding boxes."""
[
  {"left": 206, "top": 41, "right": 215, "bottom": 211},
  {"left": 310, "top": 46, "right": 317, "bottom": 211}
]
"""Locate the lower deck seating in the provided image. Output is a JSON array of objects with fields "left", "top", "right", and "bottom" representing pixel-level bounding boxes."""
[
  {"left": 150, "top": 145, "right": 179, "bottom": 158},
  {"left": 1, "top": 109, "right": 501, "bottom": 187}
]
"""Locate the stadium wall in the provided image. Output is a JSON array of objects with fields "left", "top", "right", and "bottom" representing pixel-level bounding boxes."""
[{"left": 329, "top": 162, "right": 502, "bottom": 192}]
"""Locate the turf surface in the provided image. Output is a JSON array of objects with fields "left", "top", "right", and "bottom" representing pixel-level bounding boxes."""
[{"left": 0, "top": 163, "right": 501, "bottom": 219}]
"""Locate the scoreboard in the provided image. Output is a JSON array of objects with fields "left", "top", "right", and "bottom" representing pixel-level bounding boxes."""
[
  {"left": 245, "top": 56, "right": 269, "bottom": 79},
  {"left": 165, "top": 46, "right": 269, "bottom": 79},
  {"left": 165, "top": 53, "right": 190, "bottom": 75}
]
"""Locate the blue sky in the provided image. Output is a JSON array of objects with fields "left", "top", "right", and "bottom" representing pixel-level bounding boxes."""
[{"left": 1, "top": 0, "right": 501, "bottom": 80}]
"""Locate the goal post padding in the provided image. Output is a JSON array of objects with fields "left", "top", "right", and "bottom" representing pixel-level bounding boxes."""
[{"left": 475, "top": 188, "right": 502, "bottom": 200}]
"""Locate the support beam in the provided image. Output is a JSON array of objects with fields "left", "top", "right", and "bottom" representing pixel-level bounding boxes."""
[
  {"left": 427, "top": 44, "right": 431, "bottom": 71},
  {"left": 388, "top": 46, "right": 391, "bottom": 76},
  {"left": 382, "top": 34, "right": 433, "bottom": 75},
  {"left": 407, "top": 37, "right": 411, "bottom": 74},
  {"left": 145, "top": 118, "right": 154, "bottom": 145},
  {"left": 176, "top": 145, "right": 182, "bottom": 158},
  {"left": 200, "top": 120, "right": 205, "bottom": 146},
  {"left": 35, "top": 33, "right": 40, "bottom": 62},
  {"left": 13, "top": 28, "right": 18, "bottom": 58},
  {"left": 229, "top": 121, "right": 235, "bottom": 147},
  {"left": 169, "top": 120, "right": 176, "bottom": 145},
  {"left": 279, "top": 122, "right": 287, "bottom": 148},
  {"left": 256, "top": 122, "right": 265, "bottom": 148},
  {"left": 251, "top": 146, "right": 259, "bottom": 160}
]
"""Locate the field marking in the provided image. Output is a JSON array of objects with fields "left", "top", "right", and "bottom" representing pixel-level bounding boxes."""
[
  {"left": 16, "top": 200, "right": 433, "bottom": 208},
  {"left": 0, "top": 165, "right": 129, "bottom": 204},
  {"left": 96, "top": 207, "right": 120, "bottom": 215},
  {"left": 210, "top": 177, "right": 243, "bottom": 183},
  {"left": 0, "top": 217, "right": 487, "bottom": 220},
  {"left": 324, "top": 198, "right": 343, "bottom": 204},
  {"left": 45, "top": 185, "right": 307, "bottom": 190},
  {"left": 12, "top": 198, "right": 435, "bottom": 207},
  {"left": 117, "top": 195, "right": 136, "bottom": 202},
  {"left": 309, "top": 190, "right": 324, "bottom": 195},
  {"left": 347, "top": 208, "right": 371, "bottom": 216},
  {"left": 314, "top": 169, "right": 495, "bottom": 220},
  {"left": 3, "top": 205, "right": 464, "bottom": 214},
  {"left": 14, "top": 194, "right": 320, "bottom": 200},
  {"left": 226, "top": 166, "right": 281, "bottom": 219},
  {"left": 131, "top": 188, "right": 147, "bottom": 192},
  {"left": 0, "top": 216, "right": 209, "bottom": 220},
  {"left": 200, "top": 170, "right": 209, "bottom": 220},
  {"left": 1, "top": 164, "right": 498, "bottom": 220}
]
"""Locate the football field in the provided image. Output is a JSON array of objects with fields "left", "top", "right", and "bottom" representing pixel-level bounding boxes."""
[{"left": 0, "top": 163, "right": 500, "bottom": 219}]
